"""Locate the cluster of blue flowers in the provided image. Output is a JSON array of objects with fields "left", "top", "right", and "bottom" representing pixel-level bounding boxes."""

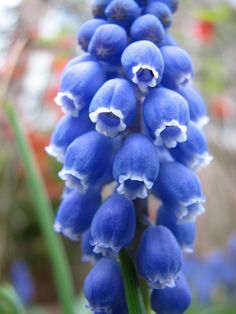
[
  {"left": 46, "top": 0, "right": 212, "bottom": 313},
  {"left": 183, "top": 233, "right": 236, "bottom": 307}
]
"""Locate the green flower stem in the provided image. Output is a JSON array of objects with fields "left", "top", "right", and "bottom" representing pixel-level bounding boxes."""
[
  {"left": 5, "top": 104, "right": 75, "bottom": 314},
  {"left": 119, "top": 249, "right": 146, "bottom": 314},
  {"left": 0, "top": 283, "right": 27, "bottom": 314}
]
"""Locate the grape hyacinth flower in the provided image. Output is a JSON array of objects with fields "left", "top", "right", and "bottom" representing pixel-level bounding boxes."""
[
  {"left": 89, "top": 78, "right": 137, "bottom": 137},
  {"left": 45, "top": 111, "right": 94, "bottom": 163},
  {"left": 55, "top": 61, "right": 106, "bottom": 117},
  {"left": 153, "top": 162, "right": 206, "bottom": 223},
  {"left": 145, "top": 2, "right": 173, "bottom": 29},
  {"left": 151, "top": 272, "right": 192, "bottom": 314},
  {"left": 157, "top": 206, "right": 196, "bottom": 252},
  {"left": 137, "top": 226, "right": 182, "bottom": 289},
  {"left": 47, "top": 1, "right": 211, "bottom": 313},
  {"left": 54, "top": 190, "right": 101, "bottom": 240},
  {"left": 121, "top": 40, "right": 164, "bottom": 89},
  {"left": 84, "top": 257, "right": 124, "bottom": 313},
  {"left": 160, "top": 46, "right": 193, "bottom": 89},
  {"left": 143, "top": 87, "right": 190, "bottom": 148},
  {"left": 59, "top": 131, "right": 113, "bottom": 191},
  {"left": 113, "top": 133, "right": 159, "bottom": 200},
  {"left": 91, "top": 194, "right": 136, "bottom": 254}
]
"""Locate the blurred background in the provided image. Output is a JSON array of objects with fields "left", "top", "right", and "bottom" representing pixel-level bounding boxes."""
[{"left": 0, "top": 0, "right": 236, "bottom": 313}]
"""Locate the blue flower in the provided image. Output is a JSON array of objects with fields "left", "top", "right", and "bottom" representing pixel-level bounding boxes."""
[
  {"left": 157, "top": 206, "right": 196, "bottom": 253},
  {"left": 169, "top": 122, "right": 212, "bottom": 170},
  {"left": 143, "top": 87, "right": 189, "bottom": 148},
  {"left": 148, "top": 0, "right": 179, "bottom": 13},
  {"left": 88, "top": 24, "right": 128, "bottom": 65},
  {"left": 55, "top": 61, "right": 106, "bottom": 117},
  {"left": 89, "top": 78, "right": 137, "bottom": 137},
  {"left": 153, "top": 161, "right": 206, "bottom": 223},
  {"left": 130, "top": 14, "right": 165, "bottom": 46},
  {"left": 176, "top": 85, "right": 209, "bottom": 127},
  {"left": 137, "top": 226, "right": 182, "bottom": 289},
  {"left": 77, "top": 19, "right": 107, "bottom": 51},
  {"left": 91, "top": 194, "right": 136, "bottom": 254},
  {"left": 105, "top": 0, "right": 141, "bottom": 29},
  {"left": 59, "top": 131, "right": 113, "bottom": 191},
  {"left": 160, "top": 46, "right": 193, "bottom": 89},
  {"left": 45, "top": 111, "right": 94, "bottom": 163},
  {"left": 121, "top": 40, "right": 164, "bottom": 90},
  {"left": 151, "top": 272, "right": 191, "bottom": 314},
  {"left": 92, "top": 0, "right": 114, "bottom": 18},
  {"left": 145, "top": 3, "right": 173, "bottom": 29},
  {"left": 10, "top": 260, "right": 35, "bottom": 305},
  {"left": 54, "top": 190, "right": 101, "bottom": 240},
  {"left": 113, "top": 133, "right": 159, "bottom": 200},
  {"left": 83, "top": 257, "right": 123, "bottom": 313}
]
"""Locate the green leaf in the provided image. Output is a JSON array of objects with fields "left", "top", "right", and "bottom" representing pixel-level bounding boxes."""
[
  {"left": 119, "top": 249, "right": 146, "bottom": 314},
  {"left": 0, "top": 283, "right": 27, "bottom": 314},
  {"left": 195, "top": 5, "right": 233, "bottom": 23},
  {"left": 5, "top": 104, "right": 75, "bottom": 314}
]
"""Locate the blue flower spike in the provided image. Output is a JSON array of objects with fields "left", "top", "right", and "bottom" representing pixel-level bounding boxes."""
[
  {"left": 169, "top": 122, "right": 212, "bottom": 171},
  {"left": 160, "top": 46, "right": 193, "bottom": 89},
  {"left": 77, "top": 19, "right": 107, "bottom": 51},
  {"left": 91, "top": 194, "right": 136, "bottom": 255},
  {"left": 143, "top": 87, "right": 190, "bottom": 148},
  {"left": 130, "top": 14, "right": 165, "bottom": 46},
  {"left": 121, "top": 40, "right": 164, "bottom": 90},
  {"left": 59, "top": 131, "right": 113, "bottom": 191},
  {"left": 157, "top": 206, "right": 196, "bottom": 253},
  {"left": 48, "top": 0, "right": 211, "bottom": 312},
  {"left": 137, "top": 226, "right": 182, "bottom": 289},
  {"left": 45, "top": 111, "right": 94, "bottom": 163},
  {"left": 89, "top": 78, "right": 137, "bottom": 137},
  {"left": 88, "top": 24, "right": 128, "bottom": 64},
  {"left": 177, "top": 85, "right": 209, "bottom": 128},
  {"left": 145, "top": 2, "right": 173, "bottom": 29},
  {"left": 55, "top": 61, "right": 106, "bottom": 117},
  {"left": 113, "top": 133, "right": 159, "bottom": 200},
  {"left": 83, "top": 257, "right": 123, "bottom": 313},
  {"left": 151, "top": 272, "right": 192, "bottom": 314},
  {"left": 153, "top": 162, "right": 206, "bottom": 223},
  {"left": 105, "top": 0, "right": 141, "bottom": 29},
  {"left": 54, "top": 190, "right": 101, "bottom": 241}
]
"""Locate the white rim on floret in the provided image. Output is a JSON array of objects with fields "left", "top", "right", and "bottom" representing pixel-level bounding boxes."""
[
  {"left": 45, "top": 144, "right": 65, "bottom": 163},
  {"left": 182, "top": 244, "right": 194, "bottom": 254},
  {"left": 54, "top": 223, "right": 79, "bottom": 241},
  {"left": 195, "top": 115, "right": 209, "bottom": 128},
  {"left": 189, "top": 152, "right": 213, "bottom": 171},
  {"left": 176, "top": 196, "right": 206, "bottom": 224},
  {"left": 54, "top": 91, "right": 81, "bottom": 117},
  {"left": 149, "top": 272, "right": 180, "bottom": 290},
  {"left": 178, "top": 72, "right": 192, "bottom": 86},
  {"left": 154, "top": 119, "right": 188, "bottom": 148},
  {"left": 132, "top": 64, "right": 159, "bottom": 88},
  {"left": 89, "top": 107, "right": 126, "bottom": 138},
  {"left": 58, "top": 168, "right": 88, "bottom": 192},
  {"left": 86, "top": 304, "right": 112, "bottom": 314},
  {"left": 90, "top": 239, "right": 120, "bottom": 256},
  {"left": 117, "top": 174, "right": 153, "bottom": 200}
]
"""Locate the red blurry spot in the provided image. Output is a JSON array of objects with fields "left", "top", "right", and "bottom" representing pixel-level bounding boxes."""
[
  {"left": 192, "top": 20, "right": 215, "bottom": 43},
  {"left": 210, "top": 97, "right": 233, "bottom": 122}
]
